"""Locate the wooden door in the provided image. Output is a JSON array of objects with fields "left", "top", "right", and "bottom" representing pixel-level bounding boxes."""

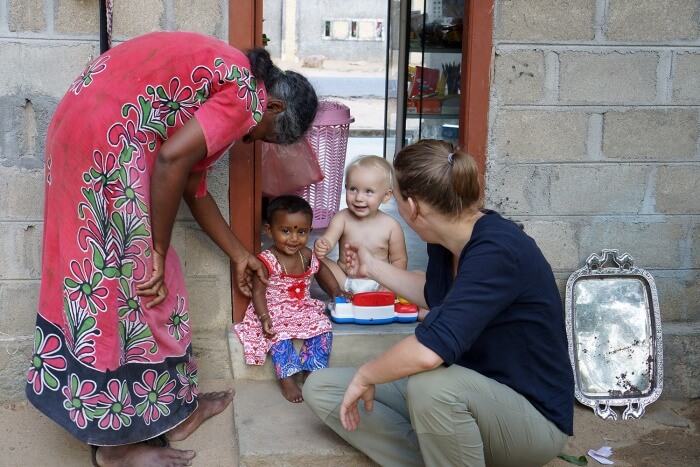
[
  {"left": 460, "top": 0, "right": 494, "bottom": 196},
  {"left": 228, "top": 0, "right": 263, "bottom": 323}
]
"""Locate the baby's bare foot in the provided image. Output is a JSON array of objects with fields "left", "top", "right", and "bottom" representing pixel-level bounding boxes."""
[
  {"left": 166, "top": 390, "right": 234, "bottom": 442},
  {"left": 280, "top": 376, "right": 303, "bottom": 403}
]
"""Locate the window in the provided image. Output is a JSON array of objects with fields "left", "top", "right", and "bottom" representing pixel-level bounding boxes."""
[{"left": 323, "top": 19, "right": 384, "bottom": 41}]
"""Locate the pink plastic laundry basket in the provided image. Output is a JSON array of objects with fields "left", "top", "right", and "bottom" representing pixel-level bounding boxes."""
[{"left": 296, "top": 101, "right": 354, "bottom": 229}]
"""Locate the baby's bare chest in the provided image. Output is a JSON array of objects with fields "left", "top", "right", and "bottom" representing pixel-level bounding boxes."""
[{"left": 341, "top": 220, "right": 392, "bottom": 252}]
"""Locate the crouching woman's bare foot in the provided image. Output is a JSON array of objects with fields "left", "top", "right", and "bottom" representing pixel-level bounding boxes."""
[
  {"left": 93, "top": 444, "right": 195, "bottom": 467},
  {"left": 165, "top": 389, "right": 234, "bottom": 442}
]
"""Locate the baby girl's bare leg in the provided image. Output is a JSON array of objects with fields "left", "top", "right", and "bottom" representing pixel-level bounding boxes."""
[{"left": 279, "top": 376, "right": 303, "bottom": 403}]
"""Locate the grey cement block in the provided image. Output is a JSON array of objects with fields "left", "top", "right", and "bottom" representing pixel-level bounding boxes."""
[
  {"left": 496, "top": 0, "right": 595, "bottom": 41},
  {"left": 495, "top": 110, "right": 589, "bottom": 162},
  {"left": 0, "top": 337, "right": 33, "bottom": 403},
  {"left": 485, "top": 164, "right": 551, "bottom": 214},
  {"left": 186, "top": 277, "right": 232, "bottom": 332},
  {"left": 603, "top": 109, "right": 699, "bottom": 160},
  {"left": 54, "top": 0, "right": 99, "bottom": 34},
  {"left": 0, "top": 166, "right": 44, "bottom": 219},
  {"left": 0, "top": 95, "right": 56, "bottom": 170},
  {"left": 0, "top": 42, "right": 97, "bottom": 99},
  {"left": 656, "top": 166, "right": 700, "bottom": 214},
  {"left": 173, "top": 0, "right": 224, "bottom": 36},
  {"left": 518, "top": 220, "right": 579, "bottom": 272},
  {"left": 693, "top": 226, "right": 700, "bottom": 269},
  {"left": 493, "top": 50, "right": 545, "bottom": 104},
  {"left": 653, "top": 272, "right": 700, "bottom": 322},
  {"left": 560, "top": 51, "right": 658, "bottom": 104},
  {"left": 174, "top": 156, "right": 230, "bottom": 221},
  {"left": 549, "top": 165, "right": 648, "bottom": 215},
  {"left": 171, "top": 222, "right": 230, "bottom": 278},
  {"left": 0, "top": 222, "right": 43, "bottom": 280},
  {"left": 112, "top": 0, "right": 165, "bottom": 38},
  {"left": 192, "top": 335, "right": 234, "bottom": 381},
  {"left": 578, "top": 220, "right": 687, "bottom": 269},
  {"left": 662, "top": 322, "right": 700, "bottom": 399},
  {"left": 0, "top": 280, "right": 40, "bottom": 336},
  {"left": 673, "top": 52, "right": 700, "bottom": 104},
  {"left": 607, "top": 0, "right": 699, "bottom": 41},
  {"left": 8, "top": 0, "right": 46, "bottom": 32},
  {"left": 207, "top": 154, "right": 231, "bottom": 218},
  {"left": 686, "top": 274, "right": 700, "bottom": 322}
]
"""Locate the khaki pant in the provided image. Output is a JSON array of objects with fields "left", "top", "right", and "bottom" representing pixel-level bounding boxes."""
[{"left": 303, "top": 366, "right": 568, "bottom": 467}]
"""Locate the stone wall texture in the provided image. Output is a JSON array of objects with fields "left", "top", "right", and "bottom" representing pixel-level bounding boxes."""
[
  {"left": 0, "top": 0, "right": 230, "bottom": 401},
  {"left": 1, "top": 0, "right": 698, "bottom": 402},
  {"left": 491, "top": 0, "right": 700, "bottom": 399}
]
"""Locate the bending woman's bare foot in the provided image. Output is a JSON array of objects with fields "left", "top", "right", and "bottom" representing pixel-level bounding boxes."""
[
  {"left": 166, "top": 389, "right": 234, "bottom": 442},
  {"left": 94, "top": 444, "right": 195, "bottom": 467},
  {"left": 280, "top": 376, "right": 303, "bottom": 403}
]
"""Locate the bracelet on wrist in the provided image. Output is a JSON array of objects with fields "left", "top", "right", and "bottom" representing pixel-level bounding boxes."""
[{"left": 258, "top": 312, "right": 270, "bottom": 321}]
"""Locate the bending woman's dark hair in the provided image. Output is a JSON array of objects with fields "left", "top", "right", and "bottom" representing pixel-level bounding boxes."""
[
  {"left": 393, "top": 139, "right": 481, "bottom": 218},
  {"left": 248, "top": 48, "right": 318, "bottom": 145}
]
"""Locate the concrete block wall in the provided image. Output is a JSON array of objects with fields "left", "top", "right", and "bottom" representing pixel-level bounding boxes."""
[
  {"left": 489, "top": 0, "right": 700, "bottom": 397},
  {"left": 0, "top": 0, "right": 230, "bottom": 402}
]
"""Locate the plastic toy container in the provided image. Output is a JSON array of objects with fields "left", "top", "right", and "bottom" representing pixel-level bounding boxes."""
[
  {"left": 329, "top": 292, "right": 418, "bottom": 324},
  {"left": 295, "top": 101, "right": 354, "bottom": 229}
]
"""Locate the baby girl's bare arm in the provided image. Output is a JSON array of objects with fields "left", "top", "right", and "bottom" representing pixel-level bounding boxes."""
[
  {"left": 315, "top": 259, "right": 348, "bottom": 299},
  {"left": 250, "top": 269, "right": 275, "bottom": 337}
]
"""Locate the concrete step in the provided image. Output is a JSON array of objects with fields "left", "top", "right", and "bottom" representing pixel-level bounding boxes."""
[
  {"left": 229, "top": 321, "right": 415, "bottom": 466},
  {"left": 228, "top": 321, "right": 418, "bottom": 380},
  {"left": 232, "top": 379, "right": 376, "bottom": 466}
]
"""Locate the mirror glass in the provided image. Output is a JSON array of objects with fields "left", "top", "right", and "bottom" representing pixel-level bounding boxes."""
[
  {"left": 572, "top": 277, "right": 652, "bottom": 397},
  {"left": 566, "top": 249, "right": 663, "bottom": 420}
]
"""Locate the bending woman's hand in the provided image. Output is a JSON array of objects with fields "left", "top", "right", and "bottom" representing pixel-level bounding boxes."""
[
  {"left": 339, "top": 370, "right": 376, "bottom": 431},
  {"left": 343, "top": 243, "right": 376, "bottom": 279},
  {"left": 235, "top": 253, "right": 267, "bottom": 297},
  {"left": 136, "top": 249, "right": 169, "bottom": 308}
]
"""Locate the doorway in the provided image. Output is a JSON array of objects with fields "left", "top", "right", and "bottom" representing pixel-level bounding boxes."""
[{"left": 228, "top": 0, "right": 493, "bottom": 321}]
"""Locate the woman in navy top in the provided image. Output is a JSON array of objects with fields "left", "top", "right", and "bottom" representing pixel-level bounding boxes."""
[{"left": 304, "top": 139, "right": 574, "bottom": 466}]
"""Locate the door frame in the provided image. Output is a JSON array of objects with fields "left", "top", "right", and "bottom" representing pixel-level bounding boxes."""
[
  {"left": 460, "top": 0, "right": 494, "bottom": 193},
  {"left": 227, "top": 0, "right": 494, "bottom": 322},
  {"left": 228, "top": 0, "right": 263, "bottom": 323}
]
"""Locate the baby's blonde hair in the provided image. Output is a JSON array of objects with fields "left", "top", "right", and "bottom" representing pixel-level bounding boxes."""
[{"left": 344, "top": 155, "right": 393, "bottom": 190}]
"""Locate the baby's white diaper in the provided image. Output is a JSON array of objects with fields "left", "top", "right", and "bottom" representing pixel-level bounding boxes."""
[{"left": 344, "top": 277, "right": 381, "bottom": 294}]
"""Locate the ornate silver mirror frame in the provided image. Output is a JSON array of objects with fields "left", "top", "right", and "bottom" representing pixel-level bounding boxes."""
[{"left": 565, "top": 249, "right": 663, "bottom": 420}]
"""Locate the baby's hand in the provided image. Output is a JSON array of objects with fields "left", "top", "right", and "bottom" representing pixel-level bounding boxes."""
[
  {"left": 314, "top": 237, "right": 332, "bottom": 259},
  {"left": 336, "top": 289, "right": 353, "bottom": 302},
  {"left": 261, "top": 317, "right": 276, "bottom": 338}
]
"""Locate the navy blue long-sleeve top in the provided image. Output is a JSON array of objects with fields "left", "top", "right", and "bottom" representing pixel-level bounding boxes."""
[{"left": 415, "top": 210, "right": 574, "bottom": 435}]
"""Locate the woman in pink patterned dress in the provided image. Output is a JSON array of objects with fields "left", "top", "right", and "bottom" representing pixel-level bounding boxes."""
[
  {"left": 234, "top": 195, "right": 349, "bottom": 403},
  {"left": 26, "top": 31, "right": 317, "bottom": 466}
]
